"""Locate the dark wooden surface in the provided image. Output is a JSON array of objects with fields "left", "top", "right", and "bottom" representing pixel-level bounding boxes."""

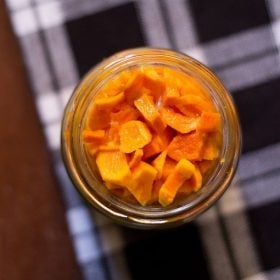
[{"left": 0, "top": 2, "right": 81, "bottom": 280}]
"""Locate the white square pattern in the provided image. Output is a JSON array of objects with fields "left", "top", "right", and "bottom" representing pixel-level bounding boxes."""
[
  {"left": 12, "top": 7, "right": 38, "bottom": 36},
  {"left": 66, "top": 206, "right": 93, "bottom": 236},
  {"left": 73, "top": 233, "right": 101, "bottom": 263},
  {"left": 36, "top": 1, "right": 64, "bottom": 29},
  {"left": 6, "top": 0, "right": 31, "bottom": 11},
  {"left": 36, "top": 93, "right": 62, "bottom": 124},
  {"left": 44, "top": 121, "right": 61, "bottom": 150}
]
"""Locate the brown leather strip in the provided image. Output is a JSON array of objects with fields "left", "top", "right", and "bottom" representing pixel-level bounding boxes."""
[{"left": 0, "top": 2, "right": 81, "bottom": 279}]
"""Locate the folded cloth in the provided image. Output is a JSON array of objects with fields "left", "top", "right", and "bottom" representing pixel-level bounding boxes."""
[{"left": 5, "top": 0, "right": 280, "bottom": 279}]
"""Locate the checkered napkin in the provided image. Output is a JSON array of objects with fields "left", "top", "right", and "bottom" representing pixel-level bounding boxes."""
[{"left": 6, "top": 0, "right": 280, "bottom": 279}]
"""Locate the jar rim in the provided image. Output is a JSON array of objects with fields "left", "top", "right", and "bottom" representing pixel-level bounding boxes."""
[{"left": 61, "top": 47, "right": 241, "bottom": 229}]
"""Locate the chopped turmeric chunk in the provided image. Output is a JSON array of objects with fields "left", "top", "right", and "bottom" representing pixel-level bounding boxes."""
[
  {"left": 197, "top": 112, "right": 221, "bottom": 133},
  {"left": 150, "top": 179, "right": 164, "bottom": 204},
  {"left": 143, "top": 128, "right": 173, "bottom": 159},
  {"left": 128, "top": 161, "right": 158, "bottom": 206},
  {"left": 82, "top": 130, "right": 106, "bottom": 143},
  {"left": 96, "top": 151, "right": 131, "bottom": 187},
  {"left": 160, "top": 107, "right": 198, "bottom": 133},
  {"left": 162, "top": 157, "right": 177, "bottom": 180},
  {"left": 143, "top": 134, "right": 165, "bottom": 159},
  {"left": 94, "top": 92, "right": 125, "bottom": 110},
  {"left": 163, "top": 87, "right": 180, "bottom": 105},
  {"left": 110, "top": 103, "right": 140, "bottom": 124},
  {"left": 124, "top": 73, "right": 146, "bottom": 104},
  {"left": 175, "top": 95, "right": 215, "bottom": 115},
  {"left": 119, "top": 120, "right": 152, "bottom": 153},
  {"left": 159, "top": 159, "right": 195, "bottom": 206},
  {"left": 202, "top": 132, "right": 222, "bottom": 160},
  {"left": 141, "top": 66, "right": 165, "bottom": 100},
  {"left": 86, "top": 105, "right": 110, "bottom": 130},
  {"left": 129, "top": 149, "right": 144, "bottom": 168},
  {"left": 167, "top": 132, "right": 205, "bottom": 161},
  {"left": 134, "top": 94, "right": 166, "bottom": 132},
  {"left": 179, "top": 165, "right": 202, "bottom": 193},
  {"left": 152, "top": 150, "right": 167, "bottom": 179}
]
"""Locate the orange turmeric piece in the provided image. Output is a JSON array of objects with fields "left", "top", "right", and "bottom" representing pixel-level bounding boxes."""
[
  {"left": 152, "top": 150, "right": 167, "bottom": 179},
  {"left": 129, "top": 149, "right": 144, "bottom": 168},
  {"left": 143, "top": 128, "right": 174, "bottom": 159},
  {"left": 141, "top": 66, "right": 165, "bottom": 100},
  {"left": 128, "top": 161, "right": 158, "bottom": 206},
  {"left": 134, "top": 94, "right": 166, "bottom": 132},
  {"left": 86, "top": 105, "right": 110, "bottom": 130},
  {"left": 119, "top": 120, "right": 152, "bottom": 153},
  {"left": 82, "top": 130, "right": 106, "bottom": 155},
  {"left": 162, "top": 67, "right": 185, "bottom": 89},
  {"left": 167, "top": 132, "right": 206, "bottom": 161},
  {"left": 202, "top": 132, "right": 222, "bottom": 160},
  {"left": 160, "top": 107, "right": 197, "bottom": 133},
  {"left": 150, "top": 179, "right": 164, "bottom": 204},
  {"left": 179, "top": 165, "right": 202, "bottom": 193},
  {"left": 163, "top": 87, "right": 180, "bottom": 105},
  {"left": 83, "top": 65, "right": 223, "bottom": 207},
  {"left": 159, "top": 159, "right": 195, "bottom": 206},
  {"left": 197, "top": 112, "right": 221, "bottom": 133},
  {"left": 162, "top": 157, "right": 177, "bottom": 180},
  {"left": 96, "top": 151, "right": 131, "bottom": 187},
  {"left": 177, "top": 94, "right": 215, "bottom": 113},
  {"left": 143, "top": 134, "right": 164, "bottom": 159},
  {"left": 124, "top": 72, "right": 145, "bottom": 103},
  {"left": 94, "top": 92, "right": 125, "bottom": 110},
  {"left": 179, "top": 75, "right": 210, "bottom": 99},
  {"left": 110, "top": 103, "right": 140, "bottom": 124},
  {"left": 99, "top": 71, "right": 130, "bottom": 97},
  {"left": 82, "top": 130, "right": 106, "bottom": 143}
]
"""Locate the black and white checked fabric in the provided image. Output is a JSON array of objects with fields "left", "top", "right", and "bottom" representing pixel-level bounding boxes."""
[{"left": 6, "top": 0, "right": 280, "bottom": 279}]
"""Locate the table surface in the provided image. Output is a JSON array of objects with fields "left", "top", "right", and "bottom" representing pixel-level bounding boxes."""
[{"left": 0, "top": 2, "right": 81, "bottom": 279}]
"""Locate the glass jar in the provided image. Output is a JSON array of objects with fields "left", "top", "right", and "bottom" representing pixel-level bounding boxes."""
[{"left": 61, "top": 48, "right": 241, "bottom": 229}]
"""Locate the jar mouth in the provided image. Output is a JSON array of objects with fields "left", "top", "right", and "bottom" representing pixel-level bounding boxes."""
[{"left": 61, "top": 48, "right": 241, "bottom": 229}]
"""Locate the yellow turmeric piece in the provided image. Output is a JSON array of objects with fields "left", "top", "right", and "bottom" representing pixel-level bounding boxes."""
[
  {"left": 128, "top": 149, "right": 144, "bottom": 168},
  {"left": 159, "top": 159, "right": 195, "bottom": 206},
  {"left": 127, "top": 161, "right": 158, "bottom": 206},
  {"left": 119, "top": 120, "right": 152, "bottom": 153},
  {"left": 134, "top": 94, "right": 166, "bottom": 132},
  {"left": 152, "top": 151, "right": 167, "bottom": 179},
  {"left": 96, "top": 151, "right": 131, "bottom": 187}
]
